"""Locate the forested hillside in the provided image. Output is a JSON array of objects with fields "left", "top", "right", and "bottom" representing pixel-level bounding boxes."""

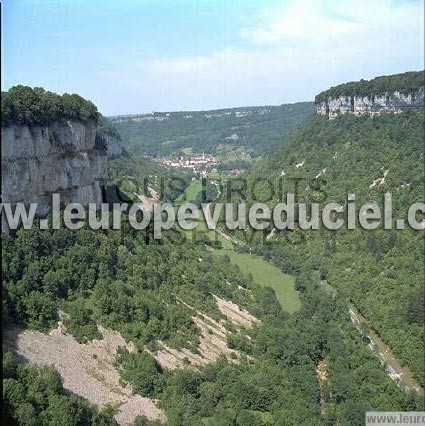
[
  {"left": 3, "top": 215, "right": 423, "bottom": 424},
  {"left": 107, "top": 149, "right": 190, "bottom": 202},
  {"left": 241, "top": 111, "right": 425, "bottom": 387},
  {"left": 110, "top": 103, "right": 314, "bottom": 160}
]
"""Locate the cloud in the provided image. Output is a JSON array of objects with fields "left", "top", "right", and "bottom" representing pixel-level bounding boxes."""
[
  {"left": 98, "top": 0, "right": 424, "bottom": 113},
  {"left": 240, "top": 0, "right": 423, "bottom": 45},
  {"left": 240, "top": 0, "right": 360, "bottom": 43}
]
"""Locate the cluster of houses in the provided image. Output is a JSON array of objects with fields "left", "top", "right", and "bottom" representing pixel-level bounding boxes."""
[
  {"left": 110, "top": 112, "right": 171, "bottom": 123},
  {"left": 157, "top": 154, "right": 246, "bottom": 178},
  {"left": 160, "top": 154, "right": 218, "bottom": 170}
]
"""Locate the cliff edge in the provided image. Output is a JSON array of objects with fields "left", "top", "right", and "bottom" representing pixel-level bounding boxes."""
[
  {"left": 1, "top": 86, "right": 122, "bottom": 222},
  {"left": 315, "top": 71, "right": 424, "bottom": 119}
]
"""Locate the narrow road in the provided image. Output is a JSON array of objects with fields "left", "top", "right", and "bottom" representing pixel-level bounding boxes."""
[
  {"left": 321, "top": 281, "right": 423, "bottom": 396},
  {"left": 348, "top": 304, "right": 423, "bottom": 396}
]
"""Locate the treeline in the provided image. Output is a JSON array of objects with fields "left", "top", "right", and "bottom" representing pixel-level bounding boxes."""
[
  {"left": 315, "top": 70, "right": 424, "bottom": 102},
  {"left": 1, "top": 85, "right": 98, "bottom": 127}
]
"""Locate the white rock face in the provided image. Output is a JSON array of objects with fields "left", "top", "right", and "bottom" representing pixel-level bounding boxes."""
[
  {"left": 99, "top": 132, "right": 123, "bottom": 158},
  {"left": 316, "top": 86, "right": 424, "bottom": 119},
  {"left": 1, "top": 120, "right": 108, "bottom": 219}
]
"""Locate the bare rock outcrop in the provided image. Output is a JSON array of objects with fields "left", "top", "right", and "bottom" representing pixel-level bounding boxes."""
[
  {"left": 315, "top": 71, "right": 424, "bottom": 119},
  {"left": 316, "top": 87, "right": 424, "bottom": 119},
  {"left": 1, "top": 119, "right": 112, "bottom": 225}
]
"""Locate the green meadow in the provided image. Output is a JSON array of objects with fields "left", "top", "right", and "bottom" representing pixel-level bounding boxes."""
[
  {"left": 174, "top": 179, "right": 301, "bottom": 313},
  {"left": 216, "top": 250, "right": 301, "bottom": 314}
]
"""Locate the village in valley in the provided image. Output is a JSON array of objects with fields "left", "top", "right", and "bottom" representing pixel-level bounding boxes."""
[{"left": 155, "top": 153, "right": 245, "bottom": 178}]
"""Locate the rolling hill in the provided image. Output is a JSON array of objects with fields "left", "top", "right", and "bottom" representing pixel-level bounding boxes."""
[{"left": 109, "top": 102, "right": 314, "bottom": 163}]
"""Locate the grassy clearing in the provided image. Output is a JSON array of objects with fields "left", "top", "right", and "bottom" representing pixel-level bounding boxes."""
[
  {"left": 173, "top": 179, "right": 233, "bottom": 249},
  {"left": 216, "top": 250, "right": 301, "bottom": 314}
]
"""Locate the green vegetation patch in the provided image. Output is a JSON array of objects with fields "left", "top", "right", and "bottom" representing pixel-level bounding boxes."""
[
  {"left": 217, "top": 250, "right": 301, "bottom": 314},
  {"left": 2, "top": 352, "right": 116, "bottom": 425},
  {"left": 2, "top": 85, "right": 99, "bottom": 127}
]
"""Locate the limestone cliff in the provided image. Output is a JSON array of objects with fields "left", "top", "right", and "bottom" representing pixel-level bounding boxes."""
[
  {"left": 316, "top": 87, "right": 424, "bottom": 119},
  {"left": 1, "top": 87, "right": 125, "bottom": 225},
  {"left": 315, "top": 71, "right": 424, "bottom": 119},
  {"left": 103, "top": 132, "right": 123, "bottom": 158},
  {"left": 1, "top": 119, "right": 108, "bottom": 216},
  {"left": 96, "top": 116, "right": 123, "bottom": 159}
]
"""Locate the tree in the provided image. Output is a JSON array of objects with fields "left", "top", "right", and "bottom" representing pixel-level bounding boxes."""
[{"left": 118, "top": 352, "right": 164, "bottom": 397}]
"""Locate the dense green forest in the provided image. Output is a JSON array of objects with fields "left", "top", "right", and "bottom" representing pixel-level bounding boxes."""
[
  {"left": 2, "top": 222, "right": 257, "bottom": 351},
  {"left": 3, "top": 209, "right": 423, "bottom": 424},
  {"left": 238, "top": 111, "right": 425, "bottom": 387},
  {"left": 315, "top": 70, "right": 424, "bottom": 102},
  {"left": 110, "top": 103, "right": 314, "bottom": 159},
  {"left": 1, "top": 86, "right": 99, "bottom": 126}
]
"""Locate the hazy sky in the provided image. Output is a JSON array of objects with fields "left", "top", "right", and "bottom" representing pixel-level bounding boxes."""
[{"left": 2, "top": 0, "right": 424, "bottom": 115}]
